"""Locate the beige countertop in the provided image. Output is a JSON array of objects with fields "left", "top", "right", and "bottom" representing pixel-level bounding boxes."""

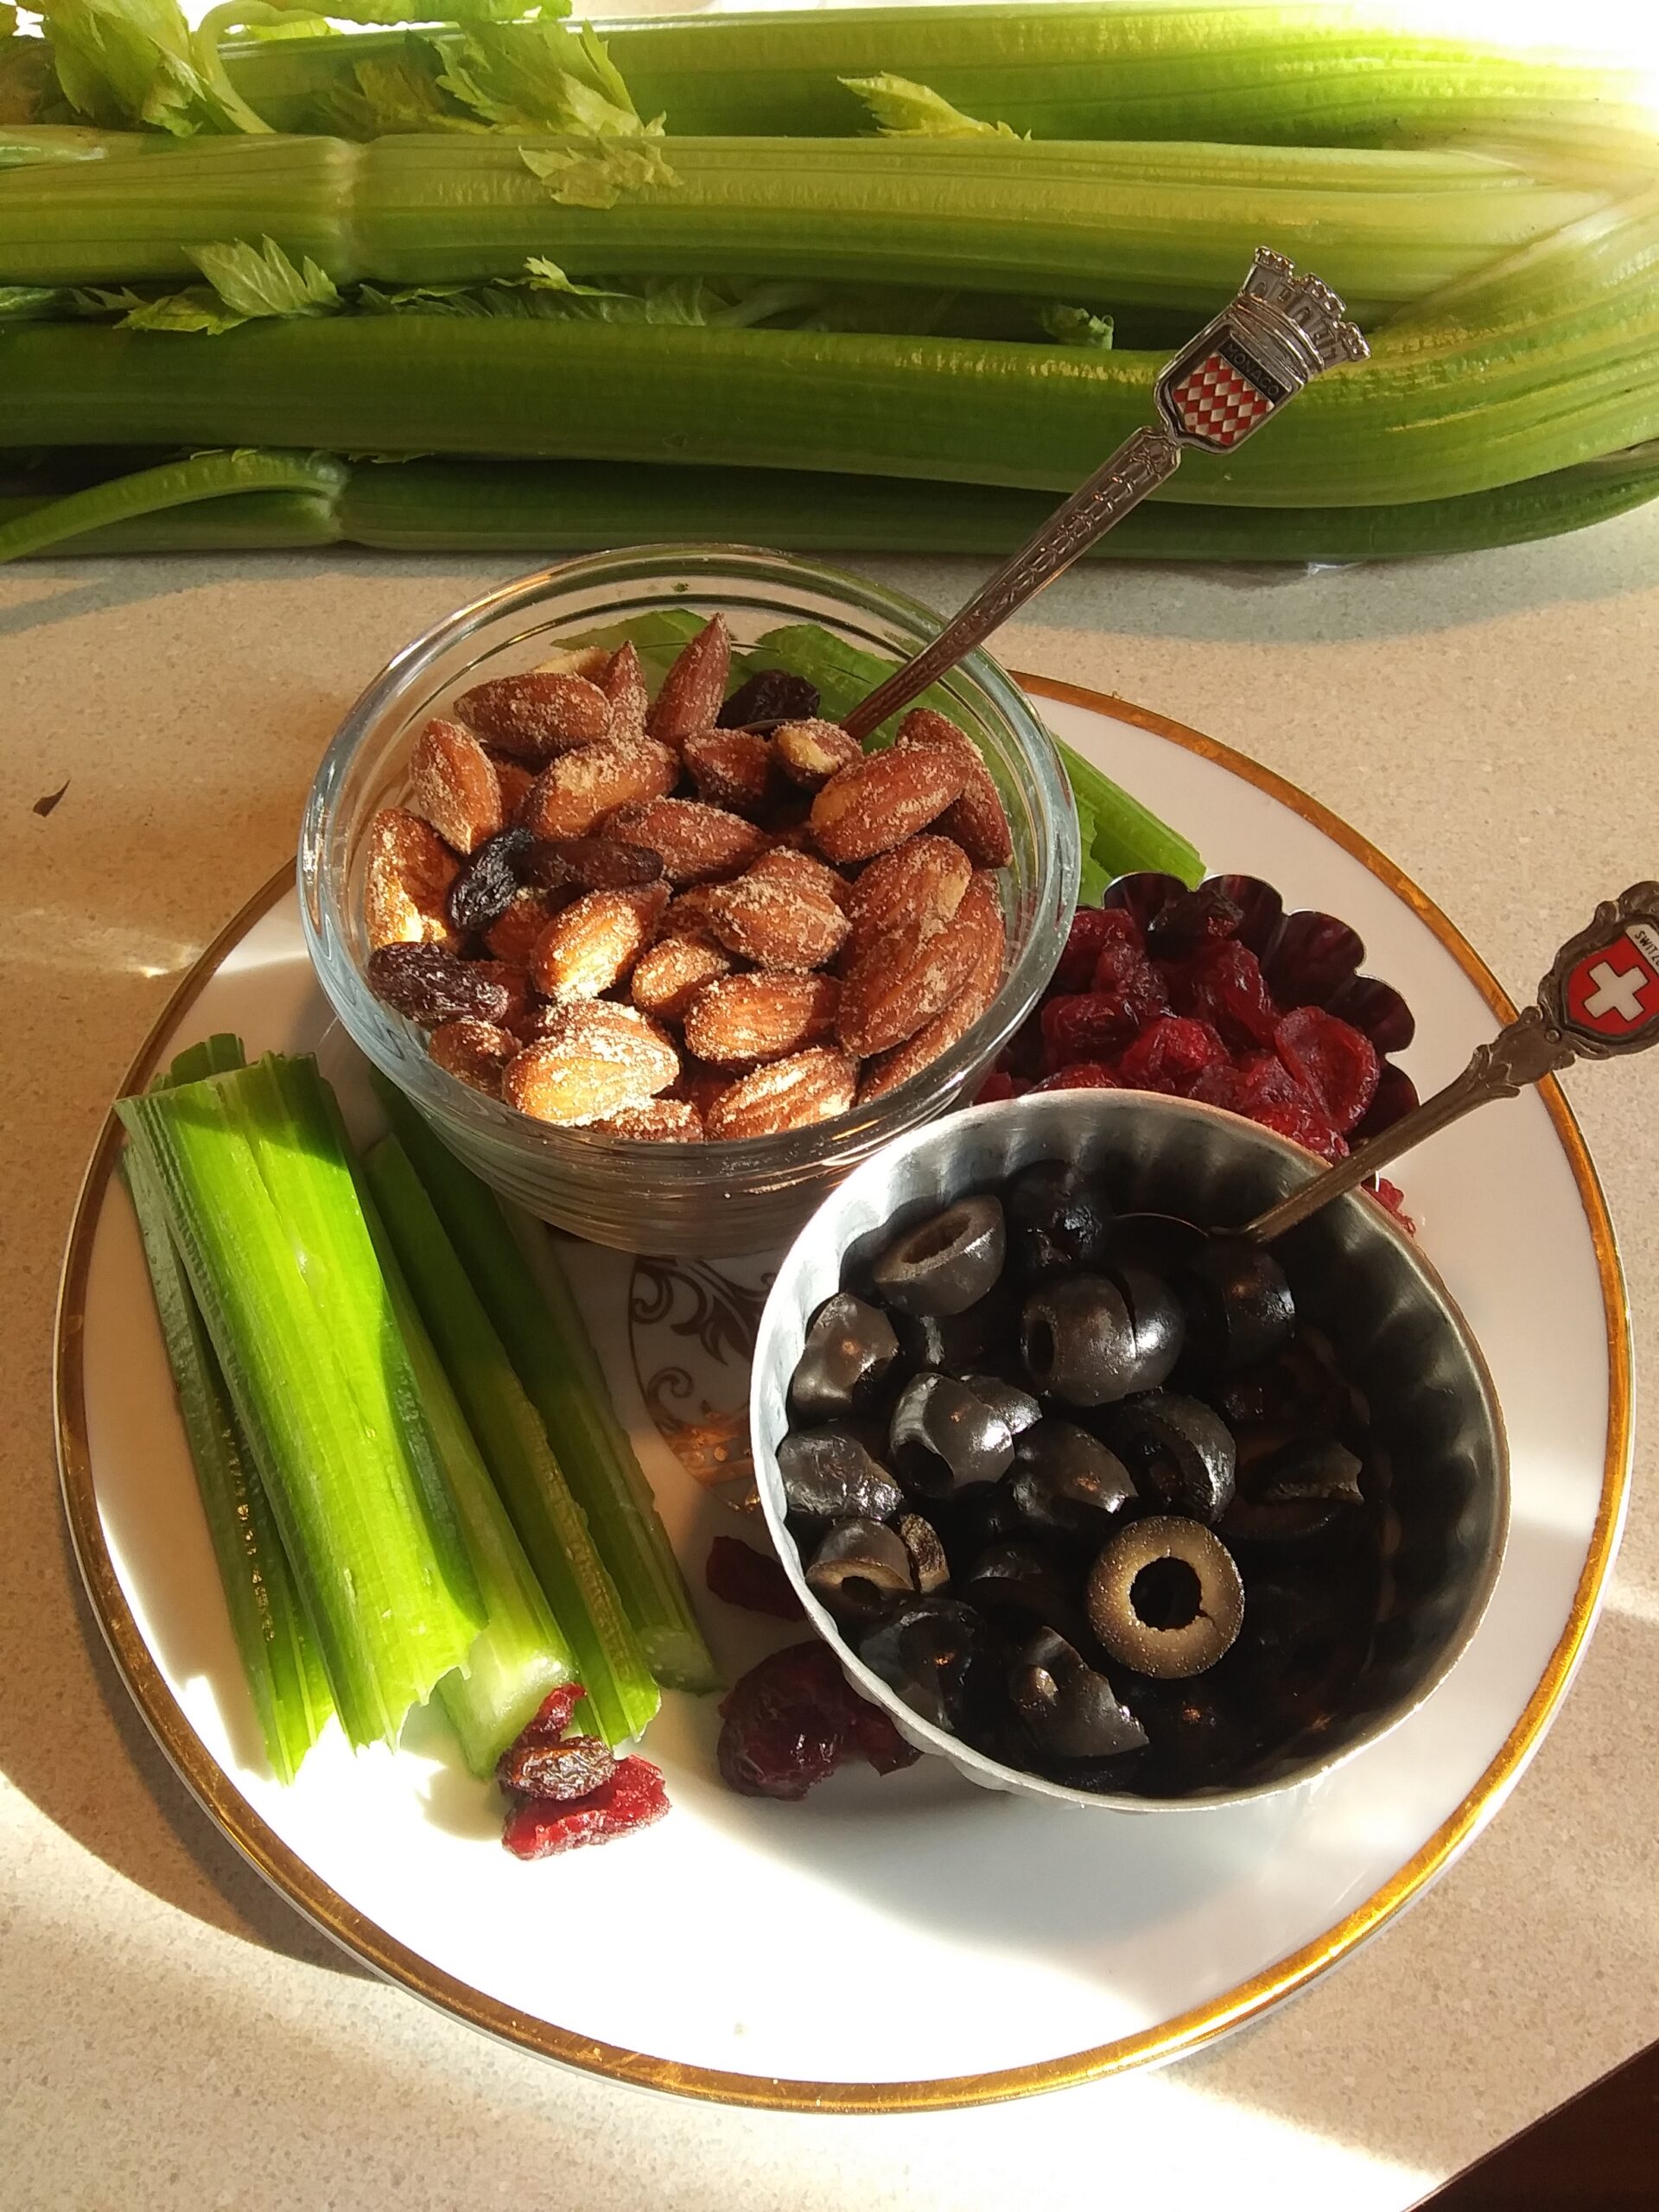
[{"left": 5, "top": 510, "right": 1658, "bottom": 2209}]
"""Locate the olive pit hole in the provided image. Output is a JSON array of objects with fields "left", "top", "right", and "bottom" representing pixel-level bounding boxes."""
[
  {"left": 905, "top": 1215, "right": 969, "bottom": 1264},
  {"left": 1131, "top": 1557, "right": 1203, "bottom": 1632}
]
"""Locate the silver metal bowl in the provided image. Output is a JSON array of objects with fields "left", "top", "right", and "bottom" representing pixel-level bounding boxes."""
[{"left": 750, "top": 1090, "right": 1510, "bottom": 1810}]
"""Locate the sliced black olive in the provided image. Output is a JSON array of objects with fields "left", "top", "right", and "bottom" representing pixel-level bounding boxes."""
[
  {"left": 870, "top": 1195, "right": 1006, "bottom": 1317},
  {"left": 888, "top": 1372, "right": 1015, "bottom": 1496},
  {"left": 960, "top": 1542, "right": 1084, "bottom": 1639},
  {"left": 776, "top": 1427, "right": 904, "bottom": 1522},
  {"left": 939, "top": 1477, "right": 1025, "bottom": 1567},
  {"left": 1228, "top": 1578, "right": 1370, "bottom": 1740},
  {"left": 805, "top": 1516, "right": 915, "bottom": 1626},
  {"left": 953, "top": 1373, "right": 1042, "bottom": 1437},
  {"left": 1087, "top": 1516, "right": 1244, "bottom": 1679},
  {"left": 1020, "top": 1274, "right": 1136, "bottom": 1405},
  {"left": 1106, "top": 1391, "right": 1236, "bottom": 1522},
  {"left": 1178, "top": 1238, "right": 1297, "bottom": 1374},
  {"left": 896, "top": 1512, "right": 950, "bottom": 1595},
  {"left": 1119, "top": 1675, "right": 1249, "bottom": 1793},
  {"left": 1115, "top": 1264, "right": 1187, "bottom": 1393},
  {"left": 787, "top": 1292, "right": 899, "bottom": 1424},
  {"left": 1221, "top": 1437, "right": 1364, "bottom": 1545},
  {"left": 1004, "top": 1161, "right": 1112, "bottom": 1283},
  {"left": 1008, "top": 1420, "right": 1135, "bottom": 1536},
  {"left": 1009, "top": 1627, "right": 1148, "bottom": 1761},
  {"left": 891, "top": 1282, "right": 1017, "bottom": 1373},
  {"left": 1106, "top": 1211, "right": 1208, "bottom": 1280},
  {"left": 857, "top": 1598, "right": 985, "bottom": 1734}
]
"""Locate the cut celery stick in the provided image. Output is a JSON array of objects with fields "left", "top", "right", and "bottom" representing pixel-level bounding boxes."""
[
  {"left": 370, "top": 1077, "right": 719, "bottom": 1694},
  {"left": 122, "top": 1037, "right": 334, "bottom": 1783},
  {"left": 364, "top": 1134, "right": 661, "bottom": 1746},
  {"left": 117, "top": 1055, "right": 485, "bottom": 1749}
]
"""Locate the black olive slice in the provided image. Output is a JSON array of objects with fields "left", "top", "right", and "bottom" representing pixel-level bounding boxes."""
[
  {"left": 1009, "top": 1627, "right": 1148, "bottom": 1761},
  {"left": 1087, "top": 1516, "right": 1244, "bottom": 1679},
  {"left": 1008, "top": 1420, "right": 1135, "bottom": 1536},
  {"left": 1004, "top": 1161, "right": 1112, "bottom": 1283},
  {"left": 787, "top": 1292, "right": 899, "bottom": 1424},
  {"left": 1178, "top": 1238, "right": 1297, "bottom": 1373},
  {"left": 857, "top": 1599, "right": 985, "bottom": 1735},
  {"left": 888, "top": 1372, "right": 1015, "bottom": 1495},
  {"left": 894, "top": 1512, "right": 950, "bottom": 1595},
  {"left": 1020, "top": 1274, "right": 1138, "bottom": 1406},
  {"left": 953, "top": 1372, "right": 1042, "bottom": 1437},
  {"left": 1107, "top": 1391, "right": 1237, "bottom": 1522},
  {"left": 870, "top": 1195, "right": 1007, "bottom": 1317},
  {"left": 891, "top": 1281, "right": 1017, "bottom": 1373},
  {"left": 940, "top": 1477, "right": 1024, "bottom": 1567},
  {"left": 960, "top": 1542, "right": 1084, "bottom": 1639},
  {"left": 776, "top": 1427, "right": 904, "bottom": 1522},
  {"left": 1114, "top": 1263, "right": 1187, "bottom": 1394},
  {"left": 1106, "top": 1211, "right": 1208, "bottom": 1280},
  {"left": 805, "top": 1516, "right": 915, "bottom": 1626},
  {"left": 1221, "top": 1437, "right": 1364, "bottom": 1544}
]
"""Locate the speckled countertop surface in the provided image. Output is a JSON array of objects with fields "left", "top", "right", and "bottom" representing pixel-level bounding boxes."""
[{"left": 5, "top": 509, "right": 1657, "bottom": 2210}]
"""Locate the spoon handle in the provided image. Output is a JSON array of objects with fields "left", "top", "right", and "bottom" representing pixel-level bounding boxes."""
[
  {"left": 840, "top": 249, "right": 1369, "bottom": 744},
  {"left": 1243, "top": 882, "right": 1659, "bottom": 1243}
]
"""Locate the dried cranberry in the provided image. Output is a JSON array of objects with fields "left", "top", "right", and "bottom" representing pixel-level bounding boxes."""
[
  {"left": 1052, "top": 906, "right": 1132, "bottom": 993},
  {"left": 447, "top": 825, "right": 532, "bottom": 938},
  {"left": 365, "top": 942, "right": 511, "bottom": 1025},
  {"left": 1323, "top": 974, "right": 1416, "bottom": 1056},
  {"left": 976, "top": 1071, "right": 1020, "bottom": 1103},
  {"left": 1274, "top": 1007, "right": 1379, "bottom": 1133},
  {"left": 1040, "top": 990, "right": 1143, "bottom": 1068},
  {"left": 1145, "top": 883, "right": 1244, "bottom": 959},
  {"left": 1206, "top": 874, "right": 1284, "bottom": 956},
  {"left": 523, "top": 835, "right": 665, "bottom": 892},
  {"left": 1164, "top": 940, "right": 1279, "bottom": 1050},
  {"left": 716, "top": 669, "right": 821, "bottom": 730},
  {"left": 1250, "top": 1094, "right": 1347, "bottom": 1163},
  {"left": 499, "top": 1732, "right": 616, "bottom": 1801},
  {"left": 1032, "top": 1060, "right": 1121, "bottom": 1091},
  {"left": 1262, "top": 911, "right": 1365, "bottom": 1007},
  {"left": 843, "top": 1695, "right": 922, "bottom": 1777},
  {"left": 1368, "top": 1177, "right": 1417, "bottom": 1232},
  {"left": 1351, "top": 1062, "right": 1419, "bottom": 1141},
  {"left": 716, "top": 1642, "right": 911, "bottom": 1801},
  {"left": 1115, "top": 1015, "right": 1229, "bottom": 1096},
  {"left": 502, "top": 1755, "right": 670, "bottom": 1859},
  {"left": 704, "top": 1535, "right": 805, "bottom": 1621},
  {"left": 1192, "top": 1049, "right": 1306, "bottom": 1118}
]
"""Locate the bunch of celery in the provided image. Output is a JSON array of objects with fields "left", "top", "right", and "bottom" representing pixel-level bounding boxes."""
[{"left": 3, "top": 0, "right": 1657, "bottom": 563}]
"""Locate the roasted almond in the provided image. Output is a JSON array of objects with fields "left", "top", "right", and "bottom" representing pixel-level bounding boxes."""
[
  {"left": 682, "top": 727, "right": 774, "bottom": 816},
  {"left": 856, "top": 875, "right": 1006, "bottom": 1099},
  {"left": 836, "top": 886, "right": 992, "bottom": 1057},
  {"left": 601, "top": 640, "right": 650, "bottom": 738},
  {"left": 588, "top": 1096, "right": 705, "bottom": 1143},
  {"left": 631, "top": 930, "right": 734, "bottom": 1023},
  {"left": 524, "top": 736, "right": 678, "bottom": 841},
  {"left": 485, "top": 887, "right": 561, "bottom": 966},
  {"left": 683, "top": 972, "right": 840, "bottom": 1066},
  {"left": 848, "top": 833, "right": 971, "bottom": 944},
  {"left": 809, "top": 743, "right": 969, "bottom": 863},
  {"left": 454, "top": 671, "right": 613, "bottom": 760},
  {"left": 773, "top": 717, "right": 862, "bottom": 790},
  {"left": 897, "top": 709, "right": 1014, "bottom": 868},
  {"left": 407, "top": 717, "right": 504, "bottom": 856},
  {"left": 364, "top": 807, "right": 460, "bottom": 950},
  {"left": 705, "top": 1046, "right": 857, "bottom": 1140},
  {"left": 672, "top": 1057, "right": 739, "bottom": 1121},
  {"left": 747, "top": 845, "right": 852, "bottom": 913},
  {"left": 647, "top": 615, "right": 730, "bottom": 749},
  {"left": 702, "top": 863, "right": 850, "bottom": 971},
  {"left": 503, "top": 1002, "right": 678, "bottom": 1127},
  {"left": 605, "top": 798, "right": 768, "bottom": 886},
  {"left": 531, "top": 644, "right": 610, "bottom": 681},
  {"left": 485, "top": 751, "right": 537, "bottom": 825},
  {"left": 429, "top": 1018, "right": 518, "bottom": 1096},
  {"left": 531, "top": 882, "right": 670, "bottom": 1001}
]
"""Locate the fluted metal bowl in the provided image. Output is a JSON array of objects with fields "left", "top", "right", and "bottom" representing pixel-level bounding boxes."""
[{"left": 750, "top": 1090, "right": 1509, "bottom": 1810}]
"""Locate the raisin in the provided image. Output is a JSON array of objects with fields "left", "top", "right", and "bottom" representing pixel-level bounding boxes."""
[
  {"left": 1115, "top": 1014, "right": 1229, "bottom": 1096},
  {"left": 498, "top": 1732, "right": 616, "bottom": 1801},
  {"left": 365, "top": 942, "right": 511, "bottom": 1025},
  {"left": 1165, "top": 940, "right": 1280, "bottom": 1050},
  {"left": 1274, "top": 1007, "right": 1379, "bottom": 1133},
  {"left": 704, "top": 1535, "right": 805, "bottom": 1620},
  {"left": 717, "top": 669, "right": 821, "bottom": 730},
  {"left": 522, "top": 835, "right": 665, "bottom": 892},
  {"left": 447, "top": 824, "right": 532, "bottom": 938},
  {"left": 716, "top": 1641, "right": 910, "bottom": 1801},
  {"left": 501, "top": 1755, "right": 670, "bottom": 1859},
  {"left": 1145, "top": 883, "right": 1244, "bottom": 958}
]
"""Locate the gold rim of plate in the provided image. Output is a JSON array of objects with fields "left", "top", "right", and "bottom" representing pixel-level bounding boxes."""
[{"left": 52, "top": 678, "right": 1633, "bottom": 2113}]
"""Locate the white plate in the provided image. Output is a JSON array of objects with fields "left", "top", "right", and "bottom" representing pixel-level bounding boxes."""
[{"left": 55, "top": 680, "right": 1630, "bottom": 2111}]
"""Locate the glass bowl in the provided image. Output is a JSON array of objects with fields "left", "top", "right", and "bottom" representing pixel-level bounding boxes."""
[{"left": 298, "top": 546, "right": 1079, "bottom": 1255}]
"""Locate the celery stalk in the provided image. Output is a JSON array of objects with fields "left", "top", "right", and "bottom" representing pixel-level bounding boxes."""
[
  {"left": 122, "top": 1034, "right": 334, "bottom": 1783},
  {"left": 363, "top": 1135, "right": 660, "bottom": 1745},
  {"left": 368, "top": 1081, "right": 717, "bottom": 1694},
  {"left": 117, "top": 1054, "right": 486, "bottom": 1750}
]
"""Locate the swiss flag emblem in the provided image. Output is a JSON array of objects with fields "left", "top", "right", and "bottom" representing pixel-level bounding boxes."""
[{"left": 1563, "top": 925, "right": 1659, "bottom": 1039}]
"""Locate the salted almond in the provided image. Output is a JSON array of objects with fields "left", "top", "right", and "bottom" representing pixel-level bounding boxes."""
[
  {"left": 606, "top": 798, "right": 768, "bottom": 886},
  {"left": 647, "top": 616, "right": 730, "bottom": 749},
  {"left": 849, "top": 833, "right": 971, "bottom": 944},
  {"left": 504, "top": 1002, "right": 678, "bottom": 1127},
  {"left": 588, "top": 1096, "right": 705, "bottom": 1143},
  {"left": 531, "top": 883, "right": 670, "bottom": 1001},
  {"left": 407, "top": 718, "right": 504, "bottom": 856},
  {"left": 809, "top": 743, "right": 969, "bottom": 863},
  {"left": 706, "top": 1046, "right": 857, "bottom": 1140},
  {"left": 363, "top": 808, "right": 460, "bottom": 950},
  {"left": 531, "top": 644, "right": 610, "bottom": 680},
  {"left": 525, "top": 735, "right": 678, "bottom": 841},
  {"left": 774, "top": 718, "right": 862, "bottom": 791},
  {"left": 683, "top": 727, "right": 774, "bottom": 816},
  {"left": 601, "top": 640, "right": 650, "bottom": 738},
  {"left": 429, "top": 1018, "right": 518, "bottom": 1096},
  {"left": 486, "top": 751, "right": 537, "bottom": 825},
  {"left": 747, "top": 845, "right": 852, "bottom": 913},
  {"left": 702, "top": 863, "right": 849, "bottom": 971},
  {"left": 897, "top": 709, "right": 1014, "bottom": 868},
  {"left": 684, "top": 972, "right": 840, "bottom": 1067},
  {"left": 486, "top": 888, "right": 561, "bottom": 966},
  {"left": 454, "top": 671, "right": 613, "bottom": 760},
  {"left": 673, "top": 1057, "right": 739, "bottom": 1122},
  {"left": 836, "top": 880, "right": 994, "bottom": 1057},
  {"left": 857, "top": 875, "right": 1006, "bottom": 1098},
  {"left": 631, "top": 930, "right": 734, "bottom": 1023}
]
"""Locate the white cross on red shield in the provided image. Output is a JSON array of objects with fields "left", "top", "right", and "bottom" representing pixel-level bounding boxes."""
[{"left": 1563, "top": 925, "right": 1659, "bottom": 1039}]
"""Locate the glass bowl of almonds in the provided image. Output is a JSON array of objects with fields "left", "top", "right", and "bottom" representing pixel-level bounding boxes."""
[{"left": 299, "top": 545, "right": 1080, "bottom": 1255}]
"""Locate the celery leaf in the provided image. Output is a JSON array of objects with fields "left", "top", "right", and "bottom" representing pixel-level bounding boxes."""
[
  {"left": 1040, "top": 302, "right": 1116, "bottom": 349},
  {"left": 436, "top": 19, "right": 658, "bottom": 137},
  {"left": 518, "top": 134, "right": 676, "bottom": 209},
  {"left": 320, "top": 50, "right": 481, "bottom": 135},
  {"left": 842, "top": 73, "right": 1022, "bottom": 140},
  {"left": 0, "top": 283, "right": 64, "bottom": 321},
  {"left": 1, "top": 23, "right": 58, "bottom": 125},
  {"left": 188, "top": 235, "right": 340, "bottom": 318},
  {"left": 121, "top": 283, "right": 250, "bottom": 333},
  {"left": 32, "top": 0, "right": 237, "bottom": 134}
]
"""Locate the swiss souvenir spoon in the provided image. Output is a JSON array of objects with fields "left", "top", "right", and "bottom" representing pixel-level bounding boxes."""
[
  {"left": 841, "top": 247, "right": 1369, "bottom": 741},
  {"left": 1243, "top": 885, "right": 1659, "bottom": 1243}
]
